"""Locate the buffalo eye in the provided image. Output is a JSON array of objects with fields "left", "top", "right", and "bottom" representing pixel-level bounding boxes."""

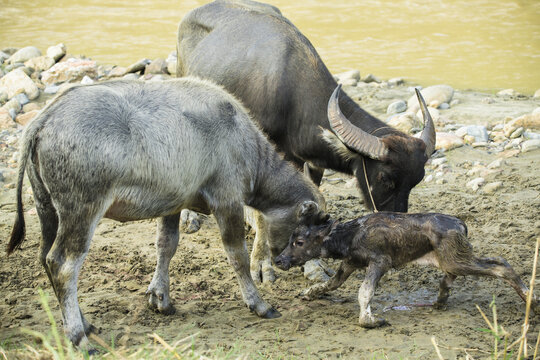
[{"left": 295, "top": 239, "right": 305, "bottom": 247}]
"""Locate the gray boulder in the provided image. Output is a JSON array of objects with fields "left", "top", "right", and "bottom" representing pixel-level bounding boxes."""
[
  {"left": 7, "top": 46, "right": 42, "bottom": 64},
  {"left": 408, "top": 85, "right": 454, "bottom": 113}
]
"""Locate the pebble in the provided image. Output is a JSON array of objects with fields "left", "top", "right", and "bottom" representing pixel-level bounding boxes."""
[
  {"left": 15, "top": 110, "right": 39, "bottom": 126},
  {"left": 509, "top": 127, "right": 524, "bottom": 139},
  {"left": 455, "top": 125, "right": 489, "bottom": 142},
  {"left": 166, "top": 51, "right": 177, "bottom": 75},
  {"left": 0, "top": 68, "right": 40, "bottom": 100},
  {"left": 335, "top": 69, "right": 360, "bottom": 83},
  {"left": 497, "top": 88, "right": 519, "bottom": 97},
  {"left": 7, "top": 46, "right": 41, "bottom": 64},
  {"left": 435, "top": 132, "right": 464, "bottom": 151},
  {"left": 435, "top": 178, "right": 446, "bottom": 185},
  {"left": 340, "top": 78, "right": 357, "bottom": 86},
  {"left": 387, "top": 112, "right": 421, "bottom": 134},
  {"left": 2, "top": 98, "right": 22, "bottom": 116},
  {"left": 388, "top": 77, "right": 404, "bottom": 86},
  {"left": 472, "top": 142, "right": 488, "bottom": 148},
  {"left": 450, "top": 99, "right": 460, "bottom": 107},
  {"left": 80, "top": 75, "right": 94, "bottom": 85},
  {"left": 523, "top": 131, "right": 540, "bottom": 140},
  {"left": 424, "top": 174, "right": 433, "bottom": 182},
  {"left": 144, "top": 58, "right": 169, "bottom": 75},
  {"left": 534, "top": 89, "right": 540, "bottom": 99},
  {"left": 408, "top": 85, "right": 454, "bottom": 113},
  {"left": 0, "top": 51, "right": 9, "bottom": 63},
  {"left": 363, "top": 74, "right": 381, "bottom": 83},
  {"left": 0, "top": 108, "right": 15, "bottom": 129},
  {"left": 487, "top": 159, "right": 504, "bottom": 169},
  {"left": 483, "top": 181, "right": 502, "bottom": 194},
  {"left": 41, "top": 58, "right": 98, "bottom": 85},
  {"left": 14, "top": 93, "right": 29, "bottom": 106},
  {"left": 125, "top": 58, "right": 151, "bottom": 74},
  {"left": 108, "top": 66, "right": 127, "bottom": 77},
  {"left": 0, "top": 90, "right": 8, "bottom": 105},
  {"left": 463, "top": 135, "right": 475, "bottom": 144},
  {"left": 46, "top": 43, "right": 66, "bottom": 61},
  {"left": 24, "top": 55, "right": 55, "bottom": 72},
  {"left": 22, "top": 102, "right": 41, "bottom": 113},
  {"left": 431, "top": 157, "right": 447, "bottom": 167},
  {"left": 521, "top": 139, "right": 540, "bottom": 153},
  {"left": 122, "top": 73, "right": 140, "bottom": 81},
  {"left": 438, "top": 103, "right": 450, "bottom": 110},
  {"left": 386, "top": 100, "right": 407, "bottom": 114},
  {"left": 466, "top": 177, "right": 485, "bottom": 192}
]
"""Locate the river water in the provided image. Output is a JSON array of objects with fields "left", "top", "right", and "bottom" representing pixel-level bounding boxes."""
[{"left": 1, "top": 0, "right": 539, "bottom": 93}]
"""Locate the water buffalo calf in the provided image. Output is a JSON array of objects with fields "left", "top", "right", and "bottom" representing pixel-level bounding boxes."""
[
  {"left": 6, "top": 78, "right": 325, "bottom": 351},
  {"left": 275, "top": 212, "right": 538, "bottom": 328}
]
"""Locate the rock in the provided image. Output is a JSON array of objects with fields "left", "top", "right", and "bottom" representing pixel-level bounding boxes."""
[
  {"left": 24, "top": 55, "right": 55, "bottom": 72},
  {"left": 0, "top": 68, "right": 40, "bottom": 100},
  {"left": 363, "top": 74, "right": 381, "bottom": 83},
  {"left": 416, "top": 106, "right": 440, "bottom": 122},
  {"left": 472, "top": 142, "right": 488, "bottom": 148},
  {"left": 463, "top": 135, "right": 475, "bottom": 144},
  {"left": 0, "top": 90, "right": 8, "bottom": 105},
  {"left": 507, "top": 113, "right": 540, "bottom": 134},
  {"left": 125, "top": 58, "right": 151, "bottom": 74},
  {"left": 0, "top": 108, "right": 15, "bottom": 129},
  {"left": 14, "top": 93, "right": 29, "bottom": 106},
  {"left": 340, "top": 78, "right": 358, "bottom": 86},
  {"left": 80, "top": 75, "right": 94, "bottom": 85},
  {"left": 487, "top": 159, "right": 504, "bottom": 169},
  {"left": 15, "top": 110, "right": 39, "bottom": 126},
  {"left": 497, "top": 88, "right": 519, "bottom": 97},
  {"left": 166, "top": 51, "right": 177, "bottom": 75},
  {"left": 7, "top": 46, "right": 42, "bottom": 64},
  {"left": 455, "top": 125, "right": 489, "bottom": 142},
  {"left": 431, "top": 157, "right": 447, "bottom": 167},
  {"left": 122, "top": 73, "right": 140, "bottom": 81},
  {"left": 145, "top": 58, "right": 169, "bottom": 75},
  {"left": 108, "top": 66, "right": 127, "bottom": 77},
  {"left": 483, "top": 181, "right": 502, "bottom": 194},
  {"left": 22, "top": 102, "right": 41, "bottom": 113},
  {"left": 424, "top": 174, "right": 433, "bottom": 182},
  {"left": 534, "top": 89, "right": 540, "bottom": 99},
  {"left": 505, "top": 138, "right": 523, "bottom": 150},
  {"left": 521, "top": 139, "right": 540, "bottom": 153},
  {"left": 387, "top": 112, "right": 421, "bottom": 134},
  {"left": 466, "top": 177, "right": 485, "bottom": 192},
  {"left": 408, "top": 85, "right": 454, "bottom": 113},
  {"left": 2, "top": 98, "right": 22, "bottom": 116},
  {"left": 336, "top": 69, "right": 360, "bottom": 82},
  {"left": 386, "top": 100, "right": 407, "bottom": 114},
  {"left": 44, "top": 84, "right": 61, "bottom": 94},
  {"left": 0, "top": 51, "right": 9, "bottom": 63},
  {"left": 523, "top": 131, "right": 540, "bottom": 140},
  {"left": 41, "top": 58, "right": 98, "bottom": 85},
  {"left": 46, "top": 43, "right": 66, "bottom": 62},
  {"left": 509, "top": 127, "right": 524, "bottom": 139},
  {"left": 388, "top": 77, "right": 404, "bottom": 86},
  {"left": 435, "top": 132, "right": 464, "bottom": 151}
]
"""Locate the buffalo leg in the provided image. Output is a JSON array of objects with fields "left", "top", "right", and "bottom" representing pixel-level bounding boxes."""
[
  {"left": 45, "top": 207, "right": 100, "bottom": 351},
  {"left": 247, "top": 209, "right": 276, "bottom": 283},
  {"left": 433, "top": 274, "right": 457, "bottom": 310},
  {"left": 214, "top": 206, "right": 280, "bottom": 319},
  {"left": 358, "top": 259, "right": 390, "bottom": 328},
  {"left": 302, "top": 261, "right": 356, "bottom": 300},
  {"left": 147, "top": 213, "right": 180, "bottom": 315}
]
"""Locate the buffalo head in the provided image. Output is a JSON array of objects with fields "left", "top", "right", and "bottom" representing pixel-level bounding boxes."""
[{"left": 322, "top": 85, "right": 436, "bottom": 212}]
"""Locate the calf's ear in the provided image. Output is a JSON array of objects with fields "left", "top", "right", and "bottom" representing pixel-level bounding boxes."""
[{"left": 298, "top": 201, "right": 319, "bottom": 220}]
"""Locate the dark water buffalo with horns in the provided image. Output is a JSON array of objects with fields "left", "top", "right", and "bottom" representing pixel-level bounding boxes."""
[
  {"left": 6, "top": 78, "right": 325, "bottom": 352},
  {"left": 177, "top": 0, "right": 436, "bottom": 213},
  {"left": 275, "top": 212, "right": 539, "bottom": 328},
  {"left": 177, "top": 0, "right": 436, "bottom": 282}
]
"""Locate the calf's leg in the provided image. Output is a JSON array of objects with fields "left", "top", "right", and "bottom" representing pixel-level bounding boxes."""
[
  {"left": 147, "top": 213, "right": 180, "bottom": 315},
  {"left": 358, "top": 259, "right": 390, "bottom": 328},
  {"left": 302, "top": 261, "right": 356, "bottom": 300},
  {"left": 214, "top": 206, "right": 280, "bottom": 318},
  {"left": 433, "top": 274, "right": 457, "bottom": 310},
  {"left": 247, "top": 209, "right": 276, "bottom": 283}
]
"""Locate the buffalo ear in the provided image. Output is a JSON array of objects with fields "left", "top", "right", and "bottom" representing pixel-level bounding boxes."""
[{"left": 298, "top": 201, "right": 319, "bottom": 221}]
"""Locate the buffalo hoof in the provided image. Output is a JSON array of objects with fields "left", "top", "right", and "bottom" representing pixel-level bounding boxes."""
[
  {"left": 262, "top": 307, "right": 282, "bottom": 319},
  {"left": 433, "top": 301, "right": 448, "bottom": 311},
  {"left": 85, "top": 323, "right": 100, "bottom": 336},
  {"left": 359, "top": 317, "right": 388, "bottom": 329}
]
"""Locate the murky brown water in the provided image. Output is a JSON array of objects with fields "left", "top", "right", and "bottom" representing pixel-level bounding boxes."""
[{"left": 1, "top": 0, "right": 539, "bottom": 93}]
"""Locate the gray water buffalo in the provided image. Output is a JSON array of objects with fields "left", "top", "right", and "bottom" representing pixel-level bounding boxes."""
[
  {"left": 275, "top": 212, "right": 538, "bottom": 328},
  {"left": 176, "top": 0, "right": 436, "bottom": 281},
  {"left": 6, "top": 78, "right": 325, "bottom": 351}
]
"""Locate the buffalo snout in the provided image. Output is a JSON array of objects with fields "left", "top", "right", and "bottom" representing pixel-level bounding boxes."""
[{"left": 274, "top": 254, "right": 292, "bottom": 271}]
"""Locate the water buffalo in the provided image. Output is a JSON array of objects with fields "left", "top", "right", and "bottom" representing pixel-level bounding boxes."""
[
  {"left": 275, "top": 212, "right": 538, "bottom": 327},
  {"left": 176, "top": 0, "right": 436, "bottom": 282},
  {"left": 6, "top": 78, "right": 325, "bottom": 351}
]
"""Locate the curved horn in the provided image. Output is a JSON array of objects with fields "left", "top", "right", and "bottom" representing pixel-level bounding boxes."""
[
  {"left": 327, "top": 85, "right": 388, "bottom": 160},
  {"left": 415, "top": 88, "right": 436, "bottom": 158}
]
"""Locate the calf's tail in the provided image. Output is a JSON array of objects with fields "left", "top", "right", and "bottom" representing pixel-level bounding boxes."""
[{"left": 6, "top": 111, "right": 49, "bottom": 255}]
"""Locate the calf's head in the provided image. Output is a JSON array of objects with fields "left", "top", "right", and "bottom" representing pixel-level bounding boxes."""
[
  {"left": 274, "top": 217, "right": 335, "bottom": 271},
  {"left": 323, "top": 85, "right": 436, "bottom": 212}
]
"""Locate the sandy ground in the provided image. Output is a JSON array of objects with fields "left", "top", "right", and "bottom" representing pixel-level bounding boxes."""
[{"left": 0, "top": 86, "right": 539, "bottom": 359}]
